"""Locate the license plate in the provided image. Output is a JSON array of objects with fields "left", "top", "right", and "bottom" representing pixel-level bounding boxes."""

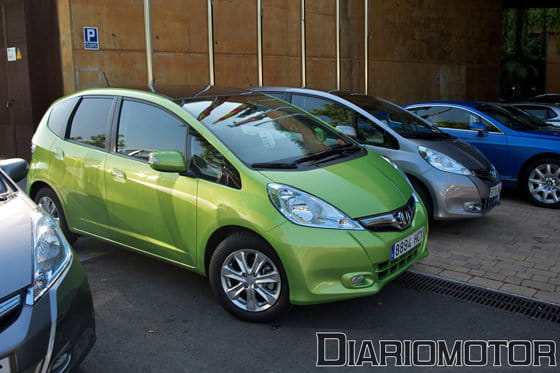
[
  {"left": 391, "top": 227, "right": 424, "bottom": 261},
  {"left": 0, "top": 357, "right": 11, "bottom": 373},
  {"left": 489, "top": 183, "right": 502, "bottom": 199}
]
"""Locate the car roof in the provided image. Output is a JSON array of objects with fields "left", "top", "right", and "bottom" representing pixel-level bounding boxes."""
[
  {"left": 73, "top": 85, "right": 253, "bottom": 101},
  {"left": 406, "top": 101, "right": 486, "bottom": 109}
]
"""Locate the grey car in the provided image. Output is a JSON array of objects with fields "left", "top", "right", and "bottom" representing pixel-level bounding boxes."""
[
  {"left": 506, "top": 102, "right": 560, "bottom": 127},
  {"left": 0, "top": 159, "right": 95, "bottom": 372},
  {"left": 252, "top": 87, "right": 501, "bottom": 219}
]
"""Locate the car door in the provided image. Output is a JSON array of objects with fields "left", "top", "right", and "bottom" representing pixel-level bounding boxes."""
[
  {"left": 49, "top": 96, "right": 114, "bottom": 237},
  {"left": 411, "top": 105, "right": 510, "bottom": 177},
  {"left": 104, "top": 98, "right": 197, "bottom": 267}
]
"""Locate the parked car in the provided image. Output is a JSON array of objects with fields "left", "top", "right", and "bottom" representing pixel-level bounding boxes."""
[
  {"left": 505, "top": 102, "right": 560, "bottom": 127},
  {"left": 0, "top": 158, "right": 95, "bottom": 372},
  {"left": 405, "top": 102, "right": 560, "bottom": 208},
  {"left": 252, "top": 87, "right": 501, "bottom": 219},
  {"left": 527, "top": 93, "right": 560, "bottom": 105},
  {"left": 27, "top": 86, "right": 428, "bottom": 322}
]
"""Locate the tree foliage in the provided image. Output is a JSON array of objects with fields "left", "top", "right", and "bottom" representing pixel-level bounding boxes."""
[{"left": 501, "top": 8, "right": 560, "bottom": 100}]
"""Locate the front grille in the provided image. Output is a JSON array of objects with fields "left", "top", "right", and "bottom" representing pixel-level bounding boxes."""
[
  {"left": 0, "top": 291, "right": 23, "bottom": 333},
  {"left": 481, "top": 195, "right": 500, "bottom": 211},
  {"left": 472, "top": 168, "right": 497, "bottom": 182},
  {"left": 376, "top": 246, "right": 419, "bottom": 281},
  {"left": 359, "top": 196, "right": 416, "bottom": 232}
]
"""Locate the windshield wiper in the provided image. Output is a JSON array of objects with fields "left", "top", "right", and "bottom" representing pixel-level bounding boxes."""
[
  {"left": 294, "top": 144, "right": 361, "bottom": 165},
  {"left": 251, "top": 162, "right": 298, "bottom": 169}
]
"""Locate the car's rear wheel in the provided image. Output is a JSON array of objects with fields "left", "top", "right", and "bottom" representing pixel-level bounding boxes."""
[
  {"left": 521, "top": 158, "right": 560, "bottom": 208},
  {"left": 209, "top": 233, "right": 289, "bottom": 322},
  {"left": 35, "top": 187, "right": 79, "bottom": 244}
]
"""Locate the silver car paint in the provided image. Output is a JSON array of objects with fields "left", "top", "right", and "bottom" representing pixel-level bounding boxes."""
[{"left": 252, "top": 87, "right": 500, "bottom": 219}]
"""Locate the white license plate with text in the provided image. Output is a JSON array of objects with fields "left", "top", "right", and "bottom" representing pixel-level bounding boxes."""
[
  {"left": 391, "top": 227, "right": 424, "bottom": 261},
  {"left": 489, "top": 183, "right": 502, "bottom": 199}
]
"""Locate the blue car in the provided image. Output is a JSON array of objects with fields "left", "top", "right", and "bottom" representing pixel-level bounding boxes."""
[{"left": 405, "top": 102, "right": 560, "bottom": 208}]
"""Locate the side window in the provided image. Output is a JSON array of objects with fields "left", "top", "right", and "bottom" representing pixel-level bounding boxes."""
[
  {"left": 189, "top": 129, "right": 241, "bottom": 189},
  {"left": 68, "top": 97, "right": 113, "bottom": 149},
  {"left": 412, "top": 106, "right": 500, "bottom": 132},
  {"left": 356, "top": 114, "right": 399, "bottom": 149},
  {"left": 521, "top": 106, "right": 551, "bottom": 120},
  {"left": 48, "top": 97, "right": 79, "bottom": 138},
  {"left": 264, "top": 92, "right": 288, "bottom": 101},
  {"left": 478, "top": 117, "right": 501, "bottom": 133},
  {"left": 291, "top": 94, "right": 353, "bottom": 127},
  {"left": 117, "top": 100, "right": 187, "bottom": 161}
]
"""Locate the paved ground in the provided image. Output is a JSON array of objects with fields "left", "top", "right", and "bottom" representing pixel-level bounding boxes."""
[
  {"left": 76, "top": 246, "right": 560, "bottom": 372},
  {"left": 412, "top": 190, "right": 560, "bottom": 305}
]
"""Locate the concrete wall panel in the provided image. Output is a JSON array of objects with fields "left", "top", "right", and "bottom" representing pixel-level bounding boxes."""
[
  {"left": 57, "top": 0, "right": 502, "bottom": 102},
  {"left": 73, "top": 51, "right": 147, "bottom": 90},
  {"left": 263, "top": 56, "right": 301, "bottom": 87}
]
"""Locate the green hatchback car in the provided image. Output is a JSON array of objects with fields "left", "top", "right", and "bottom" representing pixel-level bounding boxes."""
[{"left": 28, "top": 87, "right": 428, "bottom": 321}]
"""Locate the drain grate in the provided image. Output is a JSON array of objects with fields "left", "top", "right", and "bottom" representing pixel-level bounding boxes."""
[{"left": 398, "top": 271, "right": 560, "bottom": 324}]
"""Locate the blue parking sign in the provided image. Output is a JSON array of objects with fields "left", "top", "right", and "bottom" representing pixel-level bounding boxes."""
[{"left": 83, "top": 27, "right": 99, "bottom": 50}]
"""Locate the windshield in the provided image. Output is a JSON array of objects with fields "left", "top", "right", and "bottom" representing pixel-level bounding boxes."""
[
  {"left": 339, "top": 94, "right": 449, "bottom": 139},
  {"left": 499, "top": 106, "right": 548, "bottom": 128},
  {"left": 181, "top": 94, "right": 361, "bottom": 167},
  {"left": 478, "top": 105, "right": 543, "bottom": 131}
]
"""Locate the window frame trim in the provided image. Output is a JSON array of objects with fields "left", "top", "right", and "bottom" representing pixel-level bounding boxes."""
[
  {"left": 410, "top": 105, "right": 506, "bottom": 135},
  {"left": 65, "top": 95, "right": 118, "bottom": 151}
]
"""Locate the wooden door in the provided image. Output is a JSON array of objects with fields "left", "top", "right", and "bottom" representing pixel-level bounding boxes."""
[{"left": 1, "top": 0, "right": 32, "bottom": 159}]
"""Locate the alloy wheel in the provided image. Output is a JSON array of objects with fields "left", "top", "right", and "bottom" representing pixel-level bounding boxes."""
[
  {"left": 528, "top": 163, "right": 560, "bottom": 204},
  {"left": 220, "top": 249, "right": 282, "bottom": 312}
]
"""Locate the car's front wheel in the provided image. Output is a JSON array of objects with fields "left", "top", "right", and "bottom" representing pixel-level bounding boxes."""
[
  {"left": 209, "top": 233, "right": 290, "bottom": 322},
  {"left": 521, "top": 158, "right": 560, "bottom": 208},
  {"left": 35, "top": 187, "right": 79, "bottom": 244}
]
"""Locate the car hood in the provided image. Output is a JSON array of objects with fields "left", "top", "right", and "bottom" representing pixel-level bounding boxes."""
[
  {"left": 259, "top": 152, "right": 412, "bottom": 218},
  {"left": 516, "top": 126, "right": 560, "bottom": 140},
  {"left": 411, "top": 137, "right": 492, "bottom": 170},
  {"left": 0, "top": 194, "right": 33, "bottom": 298}
]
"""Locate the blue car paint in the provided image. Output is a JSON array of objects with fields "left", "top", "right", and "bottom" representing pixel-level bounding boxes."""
[{"left": 404, "top": 102, "right": 560, "bottom": 190}]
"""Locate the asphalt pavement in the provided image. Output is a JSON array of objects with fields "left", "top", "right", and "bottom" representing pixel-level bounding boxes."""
[{"left": 75, "top": 238, "right": 560, "bottom": 372}]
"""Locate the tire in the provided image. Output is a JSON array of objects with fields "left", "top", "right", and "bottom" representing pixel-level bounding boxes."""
[
  {"left": 410, "top": 177, "right": 434, "bottom": 219},
  {"left": 209, "top": 233, "right": 290, "bottom": 322},
  {"left": 521, "top": 158, "right": 560, "bottom": 209},
  {"left": 34, "top": 187, "right": 79, "bottom": 244}
]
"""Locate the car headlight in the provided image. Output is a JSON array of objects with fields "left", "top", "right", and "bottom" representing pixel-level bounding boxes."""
[
  {"left": 418, "top": 146, "right": 472, "bottom": 176},
  {"left": 267, "top": 183, "right": 364, "bottom": 230},
  {"left": 27, "top": 208, "right": 72, "bottom": 304}
]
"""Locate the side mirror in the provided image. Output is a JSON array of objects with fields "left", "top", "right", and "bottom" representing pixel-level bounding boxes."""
[
  {"left": 336, "top": 125, "right": 358, "bottom": 139},
  {"left": 469, "top": 122, "right": 488, "bottom": 137},
  {"left": 148, "top": 150, "right": 187, "bottom": 173},
  {"left": 0, "top": 158, "right": 28, "bottom": 183}
]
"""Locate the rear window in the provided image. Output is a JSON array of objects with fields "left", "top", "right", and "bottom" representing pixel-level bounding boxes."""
[
  {"left": 68, "top": 97, "right": 113, "bottom": 149},
  {"left": 48, "top": 97, "right": 79, "bottom": 138}
]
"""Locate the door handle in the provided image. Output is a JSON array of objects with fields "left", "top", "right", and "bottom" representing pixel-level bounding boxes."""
[
  {"left": 110, "top": 168, "right": 127, "bottom": 182},
  {"left": 53, "top": 147, "right": 64, "bottom": 160},
  {"left": 6, "top": 99, "right": 15, "bottom": 108}
]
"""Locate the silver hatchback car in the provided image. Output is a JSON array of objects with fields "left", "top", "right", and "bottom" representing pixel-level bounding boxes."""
[{"left": 253, "top": 87, "right": 501, "bottom": 219}]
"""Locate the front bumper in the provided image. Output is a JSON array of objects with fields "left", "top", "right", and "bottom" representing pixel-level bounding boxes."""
[
  {"left": 0, "top": 253, "right": 95, "bottom": 373},
  {"left": 419, "top": 167, "right": 501, "bottom": 220},
  {"left": 264, "top": 199, "right": 429, "bottom": 305}
]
